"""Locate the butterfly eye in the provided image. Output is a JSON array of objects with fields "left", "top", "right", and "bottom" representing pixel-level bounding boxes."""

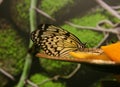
[
  {"left": 82, "top": 43, "right": 86, "bottom": 48},
  {"left": 31, "top": 24, "right": 85, "bottom": 57}
]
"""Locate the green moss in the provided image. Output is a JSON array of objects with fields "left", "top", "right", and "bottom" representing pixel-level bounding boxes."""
[
  {"left": 0, "top": 20, "right": 27, "bottom": 75},
  {"left": 28, "top": 73, "right": 66, "bottom": 87},
  {"left": 10, "top": 0, "right": 30, "bottom": 32},
  {"left": 16, "top": 1, "right": 30, "bottom": 22},
  {"left": 40, "top": 0, "right": 73, "bottom": 15},
  {"left": 40, "top": 59, "right": 77, "bottom": 76},
  {"left": 38, "top": 0, "right": 74, "bottom": 23}
]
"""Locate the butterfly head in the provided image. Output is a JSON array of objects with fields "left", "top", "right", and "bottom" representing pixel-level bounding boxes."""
[{"left": 31, "top": 29, "right": 41, "bottom": 46}]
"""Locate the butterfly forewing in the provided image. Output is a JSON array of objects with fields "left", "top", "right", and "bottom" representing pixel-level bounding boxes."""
[{"left": 31, "top": 24, "right": 85, "bottom": 57}]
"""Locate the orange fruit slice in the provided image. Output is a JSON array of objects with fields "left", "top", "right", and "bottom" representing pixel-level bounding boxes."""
[{"left": 101, "top": 42, "right": 120, "bottom": 62}]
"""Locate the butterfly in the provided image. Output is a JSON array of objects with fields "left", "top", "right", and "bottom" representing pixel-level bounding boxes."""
[{"left": 31, "top": 24, "right": 85, "bottom": 57}]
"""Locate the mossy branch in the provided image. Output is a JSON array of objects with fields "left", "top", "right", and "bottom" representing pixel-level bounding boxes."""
[{"left": 16, "top": 0, "right": 37, "bottom": 87}]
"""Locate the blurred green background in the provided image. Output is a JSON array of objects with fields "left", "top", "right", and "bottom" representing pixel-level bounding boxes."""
[{"left": 0, "top": 0, "right": 120, "bottom": 87}]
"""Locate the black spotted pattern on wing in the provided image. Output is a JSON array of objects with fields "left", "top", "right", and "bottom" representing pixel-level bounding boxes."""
[{"left": 31, "top": 24, "right": 85, "bottom": 56}]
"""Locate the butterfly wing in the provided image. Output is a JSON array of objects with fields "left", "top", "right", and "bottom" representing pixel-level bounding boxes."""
[{"left": 31, "top": 24, "right": 85, "bottom": 56}]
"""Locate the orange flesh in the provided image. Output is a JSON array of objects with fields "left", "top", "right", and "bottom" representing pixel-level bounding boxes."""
[
  {"left": 69, "top": 52, "right": 110, "bottom": 60},
  {"left": 101, "top": 42, "right": 120, "bottom": 62}
]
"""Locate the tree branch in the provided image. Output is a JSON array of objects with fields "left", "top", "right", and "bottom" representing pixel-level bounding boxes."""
[
  {"left": 65, "top": 21, "right": 119, "bottom": 34},
  {"left": 16, "top": 0, "right": 37, "bottom": 87},
  {"left": 95, "top": 0, "right": 120, "bottom": 19},
  {"left": 35, "top": 7, "right": 56, "bottom": 22},
  {"left": 61, "top": 64, "right": 81, "bottom": 79},
  {"left": 111, "top": 5, "right": 120, "bottom": 10},
  {"left": 0, "top": 68, "right": 15, "bottom": 81},
  {"left": 95, "top": 33, "right": 109, "bottom": 48},
  {"left": 0, "top": 0, "right": 3, "bottom": 5},
  {"left": 26, "top": 80, "right": 38, "bottom": 87}
]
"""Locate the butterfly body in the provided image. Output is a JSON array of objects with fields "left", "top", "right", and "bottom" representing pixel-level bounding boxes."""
[{"left": 31, "top": 24, "right": 85, "bottom": 56}]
